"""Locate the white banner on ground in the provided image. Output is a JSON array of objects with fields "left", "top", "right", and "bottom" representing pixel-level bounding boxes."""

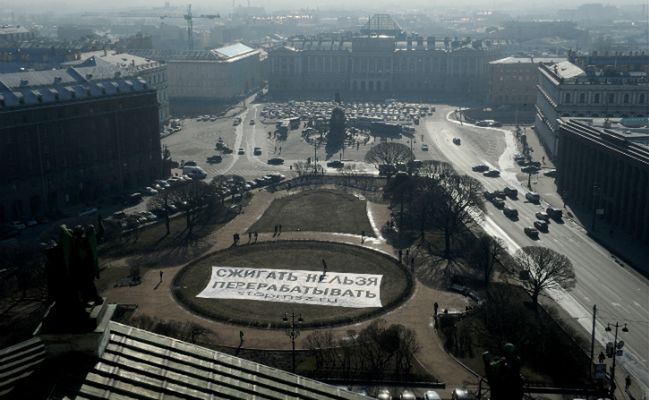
[{"left": 197, "top": 266, "right": 383, "bottom": 308}]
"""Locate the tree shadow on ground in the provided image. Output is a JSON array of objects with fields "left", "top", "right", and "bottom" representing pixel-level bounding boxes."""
[{"left": 127, "top": 232, "right": 213, "bottom": 269}]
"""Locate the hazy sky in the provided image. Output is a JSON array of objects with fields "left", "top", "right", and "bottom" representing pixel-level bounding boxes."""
[{"left": 4, "top": 0, "right": 643, "bottom": 13}]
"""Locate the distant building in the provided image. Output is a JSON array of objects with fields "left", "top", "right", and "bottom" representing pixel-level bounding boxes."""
[
  {"left": 570, "top": 50, "right": 649, "bottom": 74},
  {"left": 75, "top": 50, "right": 169, "bottom": 124},
  {"left": 487, "top": 56, "right": 565, "bottom": 109},
  {"left": 130, "top": 42, "right": 266, "bottom": 112},
  {"left": 268, "top": 14, "right": 502, "bottom": 100},
  {"left": 0, "top": 67, "right": 161, "bottom": 222},
  {"left": 557, "top": 118, "right": 649, "bottom": 244},
  {"left": 534, "top": 60, "right": 649, "bottom": 158},
  {"left": 0, "top": 25, "right": 35, "bottom": 42}
]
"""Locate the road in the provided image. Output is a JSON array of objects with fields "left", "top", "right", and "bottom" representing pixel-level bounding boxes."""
[{"left": 424, "top": 105, "right": 649, "bottom": 395}]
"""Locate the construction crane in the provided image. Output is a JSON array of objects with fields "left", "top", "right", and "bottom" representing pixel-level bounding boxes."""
[
  {"left": 160, "top": 4, "right": 220, "bottom": 50},
  {"left": 82, "top": 4, "right": 220, "bottom": 51}
]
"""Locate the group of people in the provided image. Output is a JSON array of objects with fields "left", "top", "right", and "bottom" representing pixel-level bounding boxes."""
[
  {"left": 273, "top": 224, "right": 283, "bottom": 236},
  {"left": 397, "top": 248, "right": 416, "bottom": 271},
  {"left": 233, "top": 231, "right": 260, "bottom": 245}
]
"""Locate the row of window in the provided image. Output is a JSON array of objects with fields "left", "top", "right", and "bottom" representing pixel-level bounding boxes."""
[{"left": 564, "top": 92, "right": 646, "bottom": 105}]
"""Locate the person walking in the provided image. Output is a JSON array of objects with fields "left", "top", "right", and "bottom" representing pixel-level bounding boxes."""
[
  {"left": 248, "top": 231, "right": 252, "bottom": 241},
  {"left": 322, "top": 259, "right": 327, "bottom": 274},
  {"left": 279, "top": 224, "right": 282, "bottom": 233},
  {"left": 159, "top": 270, "right": 164, "bottom": 282},
  {"left": 254, "top": 231, "right": 258, "bottom": 241},
  {"left": 398, "top": 249, "right": 403, "bottom": 263},
  {"left": 434, "top": 302, "right": 439, "bottom": 316}
]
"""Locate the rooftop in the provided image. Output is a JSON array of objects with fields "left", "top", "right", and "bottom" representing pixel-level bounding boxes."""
[
  {"left": 0, "top": 25, "right": 32, "bottom": 35},
  {"left": 75, "top": 50, "right": 164, "bottom": 71},
  {"left": 561, "top": 117, "right": 649, "bottom": 150},
  {"left": 128, "top": 42, "right": 262, "bottom": 63},
  {"left": 490, "top": 56, "right": 566, "bottom": 65},
  {"left": 542, "top": 61, "right": 649, "bottom": 85},
  {"left": 0, "top": 66, "right": 150, "bottom": 110},
  {"left": 4, "top": 321, "right": 368, "bottom": 399}
]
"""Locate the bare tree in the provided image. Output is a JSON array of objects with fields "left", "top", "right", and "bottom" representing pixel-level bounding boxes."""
[
  {"left": 148, "top": 190, "right": 172, "bottom": 235},
  {"left": 164, "top": 181, "right": 220, "bottom": 235},
  {"left": 365, "top": 142, "right": 414, "bottom": 179},
  {"left": 468, "top": 234, "right": 505, "bottom": 289},
  {"left": 432, "top": 174, "right": 485, "bottom": 258},
  {"left": 513, "top": 246, "right": 576, "bottom": 312}
]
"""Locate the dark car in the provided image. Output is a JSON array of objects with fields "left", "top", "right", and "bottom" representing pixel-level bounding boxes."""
[
  {"left": 492, "top": 198, "right": 505, "bottom": 209},
  {"left": 484, "top": 169, "right": 501, "bottom": 178},
  {"left": 222, "top": 147, "right": 233, "bottom": 154},
  {"left": 536, "top": 211, "right": 550, "bottom": 221},
  {"left": 472, "top": 164, "right": 489, "bottom": 172},
  {"left": 207, "top": 155, "right": 223, "bottom": 164},
  {"left": 504, "top": 187, "right": 518, "bottom": 198},
  {"left": 503, "top": 207, "right": 518, "bottom": 219},
  {"left": 521, "top": 165, "right": 540, "bottom": 174},
  {"left": 0, "top": 225, "right": 19, "bottom": 240},
  {"left": 453, "top": 137, "right": 461, "bottom": 145},
  {"left": 534, "top": 220, "right": 549, "bottom": 232},
  {"left": 524, "top": 227, "right": 540, "bottom": 239},
  {"left": 268, "top": 158, "right": 284, "bottom": 165},
  {"left": 546, "top": 207, "right": 563, "bottom": 221},
  {"left": 327, "top": 160, "right": 344, "bottom": 168}
]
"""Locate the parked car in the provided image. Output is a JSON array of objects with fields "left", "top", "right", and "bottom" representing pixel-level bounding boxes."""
[
  {"left": 483, "top": 169, "right": 500, "bottom": 177},
  {"left": 536, "top": 211, "right": 550, "bottom": 221},
  {"left": 524, "top": 227, "right": 540, "bottom": 239},
  {"left": 452, "top": 389, "right": 477, "bottom": 400},
  {"left": 143, "top": 187, "right": 158, "bottom": 196},
  {"left": 400, "top": 390, "right": 416, "bottom": 400},
  {"left": 249, "top": 119, "right": 255, "bottom": 125},
  {"left": 534, "top": 220, "right": 549, "bottom": 232},
  {"left": 183, "top": 160, "right": 197, "bottom": 167},
  {"left": 207, "top": 155, "right": 223, "bottom": 164},
  {"left": 0, "top": 225, "right": 19, "bottom": 240},
  {"left": 492, "top": 198, "right": 505, "bottom": 209},
  {"left": 424, "top": 391, "right": 442, "bottom": 400},
  {"left": 472, "top": 164, "right": 489, "bottom": 172},
  {"left": 222, "top": 147, "right": 233, "bottom": 154},
  {"left": 376, "top": 389, "right": 391, "bottom": 400},
  {"left": 124, "top": 193, "right": 143, "bottom": 206},
  {"left": 155, "top": 179, "right": 171, "bottom": 189},
  {"left": 453, "top": 137, "right": 461, "bottom": 145}
]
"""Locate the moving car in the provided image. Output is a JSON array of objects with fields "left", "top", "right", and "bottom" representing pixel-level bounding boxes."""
[
  {"left": 327, "top": 160, "right": 344, "bottom": 168},
  {"left": 253, "top": 147, "right": 262, "bottom": 155},
  {"left": 524, "top": 227, "right": 540, "bottom": 239},
  {"left": 504, "top": 187, "right": 518, "bottom": 198},
  {"left": 483, "top": 169, "right": 500, "bottom": 177},
  {"left": 238, "top": 148, "right": 245, "bottom": 155},
  {"left": 535, "top": 211, "right": 550, "bottom": 221},
  {"left": 546, "top": 207, "right": 563, "bottom": 221},
  {"left": 207, "top": 155, "right": 223, "bottom": 164},
  {"left": 421, "top": 143, "right": 429, "bottom": 151},
  {"left": 267, "top": 158, "right": 284, "bottom": 165},
  {"left": 503, "top": 207, "right": 518, "bottom": 219},
  {"left": 525, "top": 191, "right": 540, "bottom": 203},
  {"left": 534, "top": 220, "right": 549, "bottom": 232},
  {"left": 249, "top": 119, "right": 255, "bottom": 125},
  {"left": 453, "top": 137, "right": 461, "bottom": 145},
  {"left": 472, "top": 164, "right": 489, "bottom": 172}
]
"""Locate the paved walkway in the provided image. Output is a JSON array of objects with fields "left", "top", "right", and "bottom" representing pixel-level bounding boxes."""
[{"left": 103, "top": 186, "right": 479, "bottom": 390}]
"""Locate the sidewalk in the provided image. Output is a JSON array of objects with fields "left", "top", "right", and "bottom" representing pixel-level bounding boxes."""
[
  {"left": 521, "top": 126, "right": 649, "bottom": 275},
  {"left": 102, "top": 186, "right": 479, "bottom": 389}
]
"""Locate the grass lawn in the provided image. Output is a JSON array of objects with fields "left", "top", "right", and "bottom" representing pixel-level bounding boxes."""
[
  {"left": 173, "top": 241, "right": 412, "bottom": 328},
  {"left": 249, "top": 190, "right": 374, "bottom": 236}
]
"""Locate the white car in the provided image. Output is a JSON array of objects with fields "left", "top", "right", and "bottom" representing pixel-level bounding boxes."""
[
  {"left": 424, "top": 391, "right": 442, "bottom": 400},
  {"left": 143, "top": 187, "right": 158, "bottom": 196}
]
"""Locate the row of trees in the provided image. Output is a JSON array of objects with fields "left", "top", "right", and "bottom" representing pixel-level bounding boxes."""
[{"left": 304, "top": 319, "right": 420, "bottom": 378}]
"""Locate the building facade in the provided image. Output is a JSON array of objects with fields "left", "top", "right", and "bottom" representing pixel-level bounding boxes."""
[
  {"left": 487, "top": 56, "right": 564, "bottom": 108},
  {"left": 268, "top": 15, "right": 502, "bottom": 100},
  {"left": 130, "top": 42, "right": 266, "bottom": 111},
  {"left": 76, "top": 50, "right": 169, "bottom": 124},
  {"left": 535, "top": 60, "right": 649, "bottom": 158},
  {"left": 0, "top": 67, "right": 161, "bottom": 222},
  {"left": 557, "top": 118, "right": 649, "bottom": 244}
]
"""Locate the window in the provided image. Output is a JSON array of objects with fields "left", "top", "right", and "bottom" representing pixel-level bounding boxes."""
[
  {"left": 579, "top": 93, "right": 586, "bottom": 103},
  {"left": 640, "top": 94, "right": 646, "bottom": 104},
  {"left": 564, "top": 93, "right": 571, "bottom": 104},
  {"left": 594, "top": 93, "right": 600, "bottom": 104},
  {"left": 607, "top": 93, "right": 615, "bottom": 104},
  {"left": 623, "top": 94, "right": 629, "bottom": 104}
]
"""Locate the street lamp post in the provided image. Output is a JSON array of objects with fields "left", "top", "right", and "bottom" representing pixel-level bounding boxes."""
[
  {"left": 283, "top": 312, "right": 303, "bottom": 373},
  {"left": 605, "top": 322, "right": 629, "bottom": 398}
]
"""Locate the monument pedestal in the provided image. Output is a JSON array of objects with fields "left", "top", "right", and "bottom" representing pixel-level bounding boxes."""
[{"left": 36, "top": 300, "right": 116, "bottom": 359}]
